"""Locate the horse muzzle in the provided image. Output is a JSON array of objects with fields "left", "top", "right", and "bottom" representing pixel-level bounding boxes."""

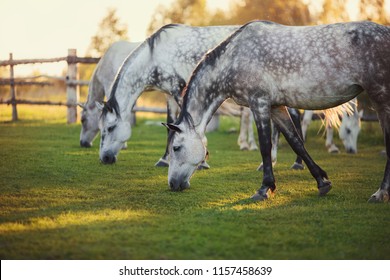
[
  {"left": 101, "top": 151, "right": 117, "bottom": 164},
  {"left": 80, "top": 140, "right": 92, "bottom": 148},
  {"left": 169, "top": 178, "right": 190, "bottom": 192},
  {"left": 346, "top": 147, "right": 357, "bottom": 154}
]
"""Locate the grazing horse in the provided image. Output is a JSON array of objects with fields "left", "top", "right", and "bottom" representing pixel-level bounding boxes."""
[
  {"left": 301, "top": 99, "right": 363, "bottom": 154},
  {"left": 79, "top": 41, "right": 140, "bottom": 148},
  {"left": 97, "top": 24, "right": 239, "bottom": 166},
  {"left": 164, "top": 21, "right": 390, "bottom": 203}
]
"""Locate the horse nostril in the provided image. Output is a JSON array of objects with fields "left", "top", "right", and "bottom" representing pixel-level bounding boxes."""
[
  {"left": 102, "top": 153, "right": 116, "bottom": 164},
  {"left": 169, "top": 180, "right": 180, "bottom": 192},
  {"left": 80, "top": 140, "right": 92, "bottom": 148}
]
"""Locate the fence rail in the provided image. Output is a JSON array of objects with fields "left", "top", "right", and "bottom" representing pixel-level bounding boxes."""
[
  {"left": 0, "top": 50, "right": 170, "bottom": 123},
  {"left": 0, "top": 50, "right": 102, "bottom": 123},
  {"left": 0, "top": 50, "right": 379, "bottom": 124}
]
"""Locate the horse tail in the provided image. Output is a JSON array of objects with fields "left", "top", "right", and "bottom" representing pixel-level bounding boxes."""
[
  {"left": 217, "top": 100, "right": 242, "bottom": 116},
  {"left": 320, "top": 100, "right": 355, "bottom": 129}
]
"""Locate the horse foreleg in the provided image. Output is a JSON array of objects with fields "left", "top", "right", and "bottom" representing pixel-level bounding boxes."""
[
  {"left": 247, "top": 110, "right": 259, "bottom": 151},
  {"left": 257, "top": 120, "right": 278, "bottom": 171},
  {"left": 250, "top": 101, "right": 276, "bottom": 201},
  {"left": 271, "top": 106, "right": 332, "bottom": 196},
  {"left": 198, "top": 135, "right": 211, "bottom": 170},
  {"left": 288, "top": 108, "right": 305, "bottom": 170},
  {"left": 238, "top": 107, "right": 250, "bottom": 150},
  {"left": 301, "top": 110, "right": 313, "bottom": 141},
  {"left": 326, "top": 125, "right": 340, "bottom": 153},
  {"left": 155, "top": 96, "right": 179, "bottom": 167}
]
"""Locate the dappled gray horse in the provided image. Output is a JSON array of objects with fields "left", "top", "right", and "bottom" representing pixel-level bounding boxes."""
[
  {"left": 97, "top": 24, "right": 239, "bottom": 166},
  {"left": 165, "top": 21, "right": 390, "bottom": 203},
  {"left": 79, "top": 41, "right": 140, "bottom": 148}
]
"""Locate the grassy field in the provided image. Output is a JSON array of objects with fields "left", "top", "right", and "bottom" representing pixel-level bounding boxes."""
[{"left": 0, "top": 105, "right": 389, "bottom": 260}]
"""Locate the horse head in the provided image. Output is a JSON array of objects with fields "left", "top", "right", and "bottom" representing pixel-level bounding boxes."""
[
  {"left": 97, "top": 99, "right": 131, "bottom": 164},
  {"left": 79, "top": 102, "right": 100, "bottom": 148},
  {"left": 339, "top": 109, "right": 363, "bottom": 154},
  {"left": 163, "top": 121, "right": 208, "bottom": 191}
]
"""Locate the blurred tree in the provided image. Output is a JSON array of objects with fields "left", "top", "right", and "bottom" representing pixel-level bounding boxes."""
[
  {"left": 218, "top": 0, "right": 311, "bottom": 25},
  {"left": 358, "top": 0, "right": 389, "bottom": 24},
  {"left": 80, "top": 8, "right": 129, "bottom": 99},
  {"left": 87, "top": 8, "right": 129, "bottom": 57},
  {"left": 318, "top": 0, "right": 350, "bottom": 23},
  {"left": 148, "top": 0, "right": 210, "bottom": 34},
  {"left": 318, "top": 0, "right": 389, "bottom": 24}
]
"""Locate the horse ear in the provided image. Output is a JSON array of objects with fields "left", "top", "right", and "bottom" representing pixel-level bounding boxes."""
[
  {"left": 78, "top": 102, "right": 85, "bottom": 109},
  {"left": 95, "top": 101, "right": 104, "bottom": 111},
  {"left": 162, "top": 123, "right": 182, "bottom": 133}
]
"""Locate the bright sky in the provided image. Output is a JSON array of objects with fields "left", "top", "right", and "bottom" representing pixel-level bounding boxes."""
[
  {"left": 0, "top": 0, "right": 230, "bottom": 76},
  {"left": 1, "top": 0, "right": 389, "bottom": 76}
]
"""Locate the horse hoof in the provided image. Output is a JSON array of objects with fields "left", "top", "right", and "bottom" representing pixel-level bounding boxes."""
[
  {"left": 318, "top": 181, "right": 332, "bottom": 196},
  {"left": 327, "top": 144, "right": 340, "bottom": 154},
  {"left": 249, "top": 144, "right": 258, "bottom": 151},
  {"left": 257, "top": 163, "right": 264, "bottom": 171},
  {"left": 155, "top": 158, "right": 169, "bottom": 167},
  {"left": 198, "top": 161, "right": 210, "bottom": 170},
  {"left": 290, "top": 163, "right": 305, "bottom": 170},
  {"left": 368, "top": 189, "right": 389, "bottom": 203},
  {"left": 251, "top": 192, "right": 268, "bottom": 201},
  {"left": 240, "top": 144, "right": 249, "bottom": 151}
]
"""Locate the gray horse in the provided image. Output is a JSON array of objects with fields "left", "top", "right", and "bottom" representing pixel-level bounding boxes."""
[
  {"left": 165, "top": 21, "right": 390, "bottom": 203},
  {"left": 79, "top": 41, "right": 139, "bottom": 148},
  {"left": 97, "top": 24, "right": 239, "bottom": 167}
]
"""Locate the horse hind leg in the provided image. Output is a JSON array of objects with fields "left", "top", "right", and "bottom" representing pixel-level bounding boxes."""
[
  {"left": 271, "top": 106, "right": 332, "bottom": 196},
  {"left": 368, "top": 107, "right": 390, "bottom": 202},
  {"left": 368, "top": 127, "right": 390, "bottom": 203}
]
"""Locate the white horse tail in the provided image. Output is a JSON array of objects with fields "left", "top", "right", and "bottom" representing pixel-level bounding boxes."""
[
  {"left": 217, "top": 100, "right": 242, "bottom": 116},
  {"left": 321, "top": 100, "right": 355, "bottom": 129}
]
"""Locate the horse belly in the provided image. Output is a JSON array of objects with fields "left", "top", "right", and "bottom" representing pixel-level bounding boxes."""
[{"left": 275, "top": 82, "right": 362, "bottom": 110}]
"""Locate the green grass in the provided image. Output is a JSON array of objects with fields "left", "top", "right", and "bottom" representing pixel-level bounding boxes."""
[{"left": 0, "top": 106, "right": 389, "bottom": 260}]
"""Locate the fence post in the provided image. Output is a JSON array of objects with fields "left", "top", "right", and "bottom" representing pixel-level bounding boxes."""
[
  {"left": 66, "top": 49, "right": 79, "bottom": 124},
  {"left": 9, "top": 53, "right": 18, "bottom": 121}
]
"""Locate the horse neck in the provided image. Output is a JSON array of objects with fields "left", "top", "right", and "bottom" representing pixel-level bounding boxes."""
[
  {"left": 111, "top": 42, "right": 154, "bottom": 119},
  {"left": 182, "top": 85, "right": 227, "bottom": 135},
  {"left": 86, "top": 68, "right": 105, "bottom": 107}
]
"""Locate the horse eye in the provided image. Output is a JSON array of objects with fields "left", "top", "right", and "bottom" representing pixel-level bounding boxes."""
[
  {"left": 173, "top": 146, "right": 181, "bottom": 152},
  {"left": 107, "top": 125, "right": 116, "bottom": 133},
  {"left": 346, "top": 128, "right": 351, "bottom": 134}
]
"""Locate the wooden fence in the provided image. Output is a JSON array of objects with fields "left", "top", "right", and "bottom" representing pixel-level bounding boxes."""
[
  {"left": 0, "top": 49, "right": 167, "bottom": 123},
  {"left": 0, "top": 50, "right": 378, "bottom": 124}
]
